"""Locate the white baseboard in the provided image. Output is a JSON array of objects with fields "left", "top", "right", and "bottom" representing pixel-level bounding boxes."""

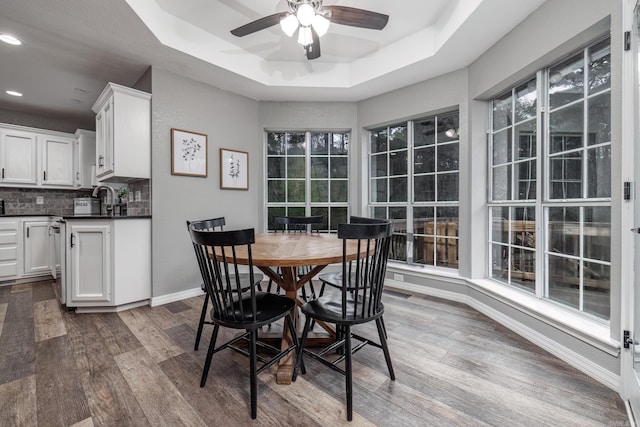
[{"left": 150, "top": 287, "right": 204, "bottom": 307}]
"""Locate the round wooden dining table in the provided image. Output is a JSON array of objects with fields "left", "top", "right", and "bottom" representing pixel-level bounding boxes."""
[{"left": 215, "top": 232, "right": 364, "bottom": 384}]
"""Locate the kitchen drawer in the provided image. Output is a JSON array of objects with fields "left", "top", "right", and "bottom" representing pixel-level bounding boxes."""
[
  {"left": 0, "top": 261, "right": 18, "bottom": 277},
  {"left": 0, "top": 231, "right": 17, "bottom": 245},
  {"left": 0, "top": 246, "right": 17, "bottom": 261}
]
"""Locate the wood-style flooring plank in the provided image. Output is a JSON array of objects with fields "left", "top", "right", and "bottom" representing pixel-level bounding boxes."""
[
  {"left": 162, "top": 300, "right": 192, "bottom": 314},
  {"left": 63, "top": 311, "right": 150, "bottom": 427},
  {"left": 10, "top": 283, "right": 32, "bottom": 293},
  {"left": 70, "top": 418, "right": 95, "bottom": 427},
  {"left": 114, "top": 347, "right": 206, "bottom": 426},
  {"left": 0, "top": 284, "right": 11, "bottom": 303},
  {"left": 35, "top": 335, "right": 92, "bottom": 426},
  {"left": 118, "top": 308, "right": 184, "bottom": 363},
  {"left": 0, "top": 375, "right": 37, "bottom": 426},
  {"left": 34, "top": 298, "right": 67, "bottom": 342},
  {"left": 0, "top": 289, "right": 34, "bottom": 384},
  {"left": 0, "top": 303, "right": 6, "bottom": 337},
  {"left": 31, "top": 280, "right": 56, "bottom": 302}
]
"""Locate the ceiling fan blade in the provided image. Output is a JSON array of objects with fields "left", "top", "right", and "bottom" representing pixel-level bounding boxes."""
[
  {"left": 306, "top": 28, "right": 321, "bottom": 60},
  {"left": 324, "top": 6, "right": 389, "bottom": 30},
  {"left": 231, "top": 12, "right": 288, "bottom": 37}
]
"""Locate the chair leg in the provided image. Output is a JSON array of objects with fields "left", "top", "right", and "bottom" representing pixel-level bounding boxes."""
[
  {"left": 200, "top": 324, "right": 219, "bottom": 387},
  {"left": 249, "top": 329, "right": 258, "bottom": 419},
  {"left": 292, "top": 315, "right": 312, "bottom": 382},
  {"left": 285, "top": 314, "right": 305, "bottom": 375},
  {"left": 194, "top": 292, "right": 209, "bottom": 350},
  {"left": 376, "top": 317, "right": 395, "bottom": 380},
  {"left": 344, "top": 324, "right": 353, "bottom": 421}
]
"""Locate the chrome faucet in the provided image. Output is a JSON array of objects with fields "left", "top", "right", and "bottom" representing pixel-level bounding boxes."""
[{"left": 92, "top": 184, "right": 116, "bottom": 216}]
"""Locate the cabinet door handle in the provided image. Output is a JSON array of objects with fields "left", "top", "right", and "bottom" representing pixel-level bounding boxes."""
[
  {"left": 43, "top": 171, "right": 47, "bottom": 181},
  {"left": 98, "top": 155, "right": 104, "bottom": 168},
  {"left": 70, "top": 233, "right": 75, "bottom": 248},
  {"left": 26, "top": 227, "right": 29, "bottom": 238},
  {"left": 1, "top": 168, "right": 4, "bottom": 179}
]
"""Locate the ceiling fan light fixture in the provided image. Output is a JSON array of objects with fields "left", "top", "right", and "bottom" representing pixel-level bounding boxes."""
[
  {"left": 297, "top": 26, "right": 313, "bottom": 46},
  {"left": 280, "top": 14, "right": 298, "bottom": 37},
  {"left": 311, "top": 14, "right": 330, "bottom": 37},
  {"left": 296, "top": 3, "right": 315, "bottom": 27}
]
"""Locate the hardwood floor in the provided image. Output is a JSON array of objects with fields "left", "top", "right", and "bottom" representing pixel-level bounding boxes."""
[{"left": 0, "top": 280, "right": 630, "bottom": 426}]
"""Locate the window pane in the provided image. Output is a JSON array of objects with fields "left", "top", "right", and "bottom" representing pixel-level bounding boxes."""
[
  {"left": 413, "top": 235, "right": 433, "bottom": 265},
  {"left": 587, "top": 146, "right": 611, "bottom": 198},
  {"left": 268, "top": 157, "right": 285, "bottom": 178},
  {"left": 550, "top": 153, "right": 582, "bottom": 199},
  {"left": 548, "top": 254, "right": 580, "bottom": 310},
  {"left": 515, "top": 160, "right": 536, "bottom": 200},
  {"left": 389, "top": 177, "right": 408, "bottom": 202},
  {"left": 371, "top": 128, "right": 387, "bottom": 153},
  {"left": 436, "top": 238, "right": 459, "bottom": 268},
  {"left": 515, "top": 79, "right": 537, "bottom": 122},
  {"left": 491, "top": 243, "right": 509, "bottom": 283},
  {"left": 437, "top": 173, "right": 459, "bottom": 201},
  {"left": 371, "top": 153, "right": 387, "bottom": 177},
  {"left": 437, "top": 143, "right": 459, "bottom": 172},
  {"left": 493, "top": 129, "right": 512, "bottom": 165},
  {"left": 288, "top": 206, "right": 305, "bottom": 217},
  {"left": 414, "top": 146, "right": 435, "bottom": 174},
  {"left": 389, "top": 125, "right": 407, "bottom": 150},
  {"left": 267, "top": 133, "right": 285, "bottom": 155},
  {"left": 310, "top": 207, "right": 329, "bottom": 230},
  {"left": 330, "top": 157, "right": 348, "bottom": 178},
  {"left": 584, "top": 207, "right": 610, "bottom": 262},
  {"left": 587, "top": 93, "right": 611, "bottom": 146},
  {"left": 268, "top": 180, "right": 285, "bottom": 202},
  {"left": 413, "top": 206, "right": 434, "bottom": 235},
  {"left": 310, "top": 180, "right": 328, "bottom": 202},
  {"left": 515, "top": 120, "right": 536, "bottom": 160},
  {"left": 373, "top": 207, "right": 387, "bottom": 220},
  {"left": 492, "top": 164, "right": 511, "bottom": 201},
  {"left": 287, "top": 180, "right": 305, "bottom": 202},
  {"left": 287, "top": 132, "right": 306, "bottom": 155},
  {"left": 330, "top": 207, "right": 348, "bottom": 231},
  {"left": 310, "top": 157, "right": 328, "bottom": 179},
  {"left": 513, "top": 206, "right": 536, "bottom": 249},
  {"left": 414, "top": 175, "right": 435, "bottom": 202},
  {"left": 588, "top": 39, "right": 611, "bottom": 94},
  {"left": 583, "top": 261, "right": 610, "bottom": 319},
  {"left": 437, "top": 112, "right": 459, "bottom": 143},
  {"left": 493, "top": 91, "right": 512, "bottom": 130},
  {"left": 330, "top": 133, "right": 349, "bottom": 155},
  {"left": 548, "top": 207, "right": 580, "bottom": 257},
  {"left": 287, "top": 157, "right": 305, "bottom": 178},
  {"left": 549, "top": 55, "right": 584, "bottom": 110},
  {"left": 414, "top": 118, "right": 435, "bottom": 147},
  {"left": 330, "top": 180, "right": 348, "bottom": 203},
  {"left": 311, "top": 133, "right": 328, "bottom": 154},
  {"left": 372, "top": 178, "right": 387, "bottom": 202},
  {"left": 491, "top": 207, "right": 509, "bottom": 244},
  {"left": 511, "top": 247, "right": 535, "bottom": 292},
  {"left": 549, "top": 103, "right": 584, "bottom": 154},
  {"left": 389, "top": 207, "right": 407, "bottom": 262},
  {"left": 389, "top": 151, "right": 408, "bottom": 176},
  {"left": 267, "top": 207, "right": 286, "bottom": 229}
]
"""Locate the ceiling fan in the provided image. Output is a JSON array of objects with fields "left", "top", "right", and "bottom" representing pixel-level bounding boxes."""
[{"left": 230, "top": 0, "right": 389, "bottom": 60}]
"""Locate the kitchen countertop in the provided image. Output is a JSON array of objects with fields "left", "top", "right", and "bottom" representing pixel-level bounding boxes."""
[{"left": 0, "top": 214, "right": 151, "bottom": 219}]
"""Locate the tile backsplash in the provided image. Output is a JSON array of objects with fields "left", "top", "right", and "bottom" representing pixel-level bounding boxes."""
[{"left": 0, "top": 180, "right": 151, "bottom": 216}]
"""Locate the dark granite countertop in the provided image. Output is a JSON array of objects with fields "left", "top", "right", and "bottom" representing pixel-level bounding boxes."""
[{"left": 0, "top": 214, "right": 151, "bottom": 220}]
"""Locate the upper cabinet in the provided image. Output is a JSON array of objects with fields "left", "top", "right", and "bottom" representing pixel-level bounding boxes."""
[
  {"left": 0, "top": 123, "right": 96, "bottom": 190},
  {"left": 0, "top": 127, "right": 37, "bottom": 185},
  {"left": 92, "top": 83, "right": 151, "bottom": 182}
]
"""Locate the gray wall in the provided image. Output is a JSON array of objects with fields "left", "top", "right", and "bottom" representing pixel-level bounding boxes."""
[{"left": 150, "top": 68, "right": 261, "bottom": 297}]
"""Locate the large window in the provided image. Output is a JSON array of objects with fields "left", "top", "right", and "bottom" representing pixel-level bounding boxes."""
[
  {"left": 266, "top": 131, "right": 349, "bottom": 231},
  {"left": 488, "top": 38, "right": 611, "bottom": 319},
  {"left": 369, "top": 111, "right": 460, "bottom": 268}
]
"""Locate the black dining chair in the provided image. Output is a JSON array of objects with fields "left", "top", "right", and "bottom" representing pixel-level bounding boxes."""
[
  {"left": 292, "top": 221, "right": 395, "bottom": 421},
  {"left": 187, "top": 217, "right": 264, "bottom": 351},
  {"left": 267, "top": 215, "right": 323, "bottom": 301},
  {"left": 189, "top": 225, "right": 303, "bottom": 419}
]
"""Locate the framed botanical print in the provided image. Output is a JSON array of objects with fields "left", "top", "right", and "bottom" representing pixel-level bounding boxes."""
[
  {"left": 220, "top": 148, "right": 248, "bottom": 190},
  {"left": 171, "top": 128, "right": 208, "bottom": 177}
]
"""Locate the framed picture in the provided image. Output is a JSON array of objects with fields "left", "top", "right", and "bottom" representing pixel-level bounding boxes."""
[
  {"left": 220, "top": 148, "right": 249, "bottom": 190},
  {"left": 171, "top": 128, "right": 208, "bottom": 177}
]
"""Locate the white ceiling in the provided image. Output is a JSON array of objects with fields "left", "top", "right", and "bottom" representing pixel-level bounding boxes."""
[{"left": 0, "top": 0, "right": 546, "bottom": 127}]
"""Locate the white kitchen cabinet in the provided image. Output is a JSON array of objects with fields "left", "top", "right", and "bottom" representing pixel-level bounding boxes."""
[
  {"left": 23, "top": 220, "right": 51, "bottom": 276},
  {"left": 0, "top": 220, "right": 19, "bottom": 280},
  {"left": 66, "top": 218, "right": 150, "bottom": 309},
  {"left": 74, "top": 129, "right": 96, "bottom": 188},
  {"left": 92, "top": 83, "right": 151, "bottom": 182},
  {"left": 67, "top": 222, "right": 112, "bottom": 305},
  {"left": 0, "top": 127, "right": 37, "bottom": 185},
  {"left": 41, "top": 134, "right": 74, "bottom": 186}
]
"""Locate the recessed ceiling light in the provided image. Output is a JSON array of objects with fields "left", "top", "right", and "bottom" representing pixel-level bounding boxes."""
[
  {"left": 6, "top": 90, "right": 23, "bottom": 97},
  {"left": 0, "top": 34, "right": 22, "bottom": 46}
]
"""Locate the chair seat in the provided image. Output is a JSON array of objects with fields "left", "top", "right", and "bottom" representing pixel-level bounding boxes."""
[
  {"left": 301, "top": 297, "right": 384, "bottom": 325},
  {"left": 318, "top": 271, "right": 373, "bottom": 292},
  {"left": 200, "top": 272, "right": 263, "bottom": 291},
  {"left": 213, "top": 292, "right": 295, "bottom": 328}
]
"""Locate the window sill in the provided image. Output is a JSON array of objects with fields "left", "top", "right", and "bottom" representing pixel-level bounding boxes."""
[{"left": 386, "top": 263, "right": 620, "bottom": 356}]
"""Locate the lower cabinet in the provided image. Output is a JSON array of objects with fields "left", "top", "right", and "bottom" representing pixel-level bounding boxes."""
[
  {"left": 23, "top": 220, "right": 52, "bottom": 276},
  {"left": 0, "top": 220, "right": 19, "bottom": 280},
  {"left": 66, "top": 218, "right": 150, "bottom": 309}
]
